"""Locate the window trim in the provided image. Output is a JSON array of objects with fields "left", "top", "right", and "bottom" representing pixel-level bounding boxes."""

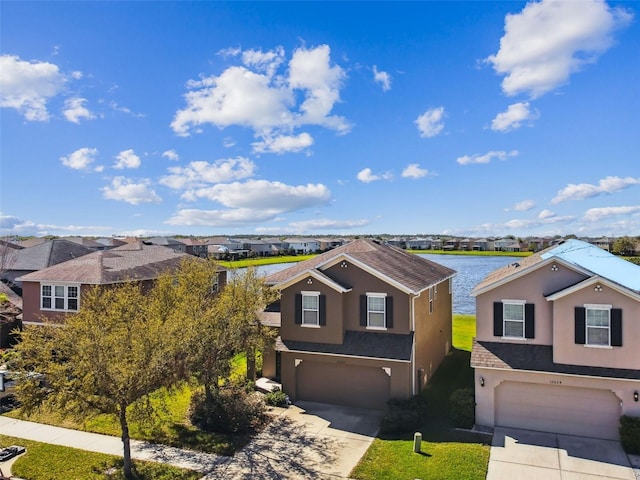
[
  {"left": 300, "top": 291, "right": 320, "bottom": 327},
  {"left": 41, "top": 283, "right": 80, "bottom": 312},
  {"left": 366, "top": 292, "right": 387, "bottom": 330},
  {"left": 502, "top": 299, "right": 526, "bottom": 339},
  {"left": 585, "top": 303, "right": 612, "bottom": 347}
]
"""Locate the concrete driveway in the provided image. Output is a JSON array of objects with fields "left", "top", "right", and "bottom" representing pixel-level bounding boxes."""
[
  {"left": 487, "top": 427, "right": 637, "bottom": 480},
  {"left": 203, "top": 401, "right": 382, "bottom": 479}
]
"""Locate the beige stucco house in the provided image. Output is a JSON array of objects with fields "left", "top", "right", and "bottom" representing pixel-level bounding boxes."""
[
  {"left": 263, "top": 239, "right": 455, "bottom": 410},
  {"left": 471, "top": 239, "right": 640, "bottom": 440}
]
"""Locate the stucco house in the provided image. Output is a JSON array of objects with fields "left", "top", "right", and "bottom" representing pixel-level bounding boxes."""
[
  {"left": 263, "top": 239, "right": 456, "bottom": 410},
  {"left": 471, "top": 239, "right": 640, "bottom": 440},
  {"left": 17, "top": 241, "right": 226, "bottom": 325}
]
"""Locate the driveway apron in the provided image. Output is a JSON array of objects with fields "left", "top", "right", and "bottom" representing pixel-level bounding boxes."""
[{"left": 487, "top": 427, "right": 636, "bottom": 480}]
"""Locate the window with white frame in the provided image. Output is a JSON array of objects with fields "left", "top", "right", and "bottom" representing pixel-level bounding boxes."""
[
  {"left": 301, "top": 292, "right": 320, "bottom": 326},
  {"left": 586, "top": 304, "right": 610, "bottom": 346},
  {"left": 367, "top": 294, "right": 386, "bottom": 328},
  {"left": 503, "top": 301, "right": 525, "bottom": 338},
  {"left": 41, "top": 284, "right": 79, "bottom": 311}
]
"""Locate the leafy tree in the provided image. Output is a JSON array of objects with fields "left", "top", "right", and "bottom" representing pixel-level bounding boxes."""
[
  {"left": 170, "top": 257, "right": 236, "bottom": 401},
  {"left": 613, "top": 236, "right": 637, "bottom": 256},
  {"left": 221, "top": 267, "right": 279, "bottom": 381},
  {"left": 13, "top": 282, "right": 185, "bottom": 478}
]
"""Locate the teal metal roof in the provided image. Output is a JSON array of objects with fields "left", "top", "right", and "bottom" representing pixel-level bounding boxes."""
[{"left": 541, "top": 239, "right": 640, "bottom": 293}]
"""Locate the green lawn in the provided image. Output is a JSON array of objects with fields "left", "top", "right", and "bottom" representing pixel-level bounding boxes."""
[
  {"left": 0, "top": 435, "right": 200, "bottom": 480},
  {"left": 218, "top": 254, "right": 316, "bottom": 269},
  {"left": 351, "top": 314, "right": 490, "bottom": 480},
  {"left": 4, "top": 380, "right": 245, "bottom": 455}
]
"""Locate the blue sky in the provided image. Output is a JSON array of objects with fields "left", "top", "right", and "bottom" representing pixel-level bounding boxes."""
[{"left": 1, "top": 1, "right": 638, "bottom": 238}]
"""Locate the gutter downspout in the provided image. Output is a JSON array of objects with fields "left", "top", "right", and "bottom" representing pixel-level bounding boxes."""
[{"left": 410, "top": 289, "right": 423, "bottom": 395}]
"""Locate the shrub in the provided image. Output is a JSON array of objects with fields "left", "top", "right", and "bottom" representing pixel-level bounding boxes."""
[
  {"left": 380, "top": 395, "right": 428, "bottom": 434},
  {"left": 449, "top": 388, "right": 475, "bottom": 429},
  {"left": 264, "top": 388, "right": 289, "bottom": 407},
  {"left": 620, "top": 415, "right": 640, "bottom": 454},
  {"left": 188, "top": 387, "right": 266, "bottom": 434}
]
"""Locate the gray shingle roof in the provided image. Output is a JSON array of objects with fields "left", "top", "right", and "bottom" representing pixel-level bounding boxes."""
[
  {"left": 471, "top": 340, "right": 640, "bottom": 380},
  {"left": 17, "top": 241, "right": 194, "bottom": 284},
  {"left": 276, "top": 330, "right": 414, "bottom": 361},
  {"left": 4, "top": 240, "right": 93, "bottom": 272},
  {"left": 267, "top": 239, "right": 455, "bottom": 293}
]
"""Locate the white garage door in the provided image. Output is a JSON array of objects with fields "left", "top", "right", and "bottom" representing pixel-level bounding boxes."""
[
  {"left": 495, "top": 382, "right": 621, "bottom": 440},
  {"left": 296, "top": 361, "right": 390, "bottom": 410}
]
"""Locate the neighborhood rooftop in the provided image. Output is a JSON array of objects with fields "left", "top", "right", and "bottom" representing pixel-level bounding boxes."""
[
  {"left": 266, "top": 238, "right": 455, "bottom": 293},
  {"left": 473, "top": 239, "right": 640, "bottom": 295},
  {"left": 17, "top": 241, "right": 194, "bottom": 284}
]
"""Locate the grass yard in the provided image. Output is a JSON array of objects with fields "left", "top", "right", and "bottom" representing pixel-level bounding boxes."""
[
  {"left": 218, "top": 254, "right": 315, "bottom": 269},
  {"left": 351, "top": 314, "right": 490, "bottom": 480},
  {"left": 0, "top": 435, "right": 200, "bottom": 480},
  {"left": 4, "top": 380, "right": 247, "bottom": 455}
]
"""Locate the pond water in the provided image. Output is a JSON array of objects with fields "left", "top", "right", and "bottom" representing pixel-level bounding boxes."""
[{"left": 255, "top": 254, "right": 520, "bottom": 315}]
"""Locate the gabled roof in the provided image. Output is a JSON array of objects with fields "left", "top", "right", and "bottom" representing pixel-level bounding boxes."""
[
  {"left": 146, "top": 237, "right": 186, "bottom": 246},
  {"left": 17, "top": 241, "right": 195, "bottom": 284},
  {"left": 60, "top": 236, "right": 104, "bottom": 248},
  {"left": 473, "top": 239, "right": 640, "bottom": 296},
  {"left": 267, "top": 239, "right": 455, "bottom": 294},
  {"left": 3, "top": 240, "right": 93, "bottom": 272}
]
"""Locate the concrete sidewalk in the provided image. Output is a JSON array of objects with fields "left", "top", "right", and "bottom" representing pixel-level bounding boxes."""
[{"left": 0, "top": 415, "right": 225, "bottom": 474}]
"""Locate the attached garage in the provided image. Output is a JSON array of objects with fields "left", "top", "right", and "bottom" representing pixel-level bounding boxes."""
[
  {"left": 296, "top": 360, "right": 391, "bottom": 410},
  {"left": 495, "top": 381, "right": 621, "bottom": 440}
]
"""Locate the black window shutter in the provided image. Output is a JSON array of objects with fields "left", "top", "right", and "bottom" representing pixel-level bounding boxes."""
[
  {"left": 319, "top": 294, "right": 327, "bottom": 326},
  {"left": 524, "top": 303, "right": 535, "bottom": 339},
  {"left": 360, "top": 295, "right": 367, "bottom": 326},
  {"left": 611, "top": 308, "right": 622, "bottom": 347},
  {"left": 385, "top": 296, "right": 394, "bottom": 329},
  {"left": 294, "top": 294, "right": 302, "bottom": 324},
  {"left": 575, "top": 307, "right": 586, "bottom": 344},
  {"left": 493, "top": 302, "right": 503, "bottom": 337}
]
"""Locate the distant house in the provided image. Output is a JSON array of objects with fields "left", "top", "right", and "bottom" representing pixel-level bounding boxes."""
[
  {"left": 95, "top": 238, "right": 128, "bottom": 249},
  {"left": 262, "top": 239, "right": 456, "bottom": 409},
  {"left": 0, "top": 239, "right": 93, "bottom": 295},
  {"left": 406, "top": 238, "right": 431, "bottom": 250},
  {"left": 180, "top": 238, "right": 208, "bottom": 258},
  {"left": 588, "top": 237, "right": 613, "bottom": 252},
  {"left": 318, "top": 238, "right": 347, "bottom": 251},
  {"left": 443, "top": 238, "right": 459, "bottom": 251},
  {"left": 473, "top": 238, "right": 494, "bottom": 251},
  {"left": 385, "top": 237, "right": 406, "bottom": 249},
  {"left": 17, "top": 242, "right": 226, "bottom": 325},
  {"left": 60, "top": 237, "right": 107, "bottom": 251},
  {"left": 204, "top": 237, "right": 247, "bottom": 260},
  {"left": 471, "top": 239, "right": 640, "bottom": 440},
  {"left": 284, "top": 238, "right": 321, "bottom": 254},
  {"left": 146, "top": 237, "right": 187, "bottom": 253}
]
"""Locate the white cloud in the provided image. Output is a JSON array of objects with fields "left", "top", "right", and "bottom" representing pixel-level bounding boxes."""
[
  {"left": 114, "top": 149, "right": 141, "bottom": 169},
  {"left": 506, "top": 199, "right": 536, "bottom": 211},
  {"left": 415, "top": 107, "right": 445, "bottom": 138},
  {"left": 252, "top": 132, "right": 314, "bottom": 154},
  {"left": 357, "top": 168, "right": 393, "bottom": 183},
  {"left": 372, "top": 65, "right": 391, "bottom": 91},
  {"left": 184, "top": 179, "right": 331, "bottom": 212},
  {"left": 223, "top": 137, "right": 236, "bottom": 148},
  {"left": 167, "top": 208, "right": 279, "bottom": 227},
  {"left": 583, "top": 205, "right": 640, "bottom": 222},
  {"left": 102, "top": 177, "right": 161, "bottom": 205},
  {"left": 171, "top": 45, "right": 350, "bottom": 147},
  {"left": 551, "top": 176, "right": 640, "bottom": 204},
  {"left": 0, "top": 214, "right": 111, "bottom": 236},
  {"left": 538, "top": 209, "right": 556, "bottom": 219},
  {"left": 491, "top": 102, "right": 539, "bottom": 132},
  {"left": 242, "top": 46, "right": 285, "bottom": 78},
  {"left": 109, "top": 101, "right": 144, "bottom": 117},
  {"left": 60, "top": 147, "right": 99, "bottom": 170},
  {"left": 0, "top": 54, "right": 66, "bottom": 121},
  {"left": 160, "top": 157, "right": 255, "bottom": 190},
  {"left": 456, "top": 150, "right": 519, "bottom": 165},
  {"left": 486, "top": 0, "right": 633, "bottom": 98},
  {"left": 162, "top": 149, "right": 179, "bottom": 161},
  {"left": 401, "top": 163, "right": 428, "bottom": 179},
  {"left": 63, "top": 97, "right": 95, "bottom": 124}
]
